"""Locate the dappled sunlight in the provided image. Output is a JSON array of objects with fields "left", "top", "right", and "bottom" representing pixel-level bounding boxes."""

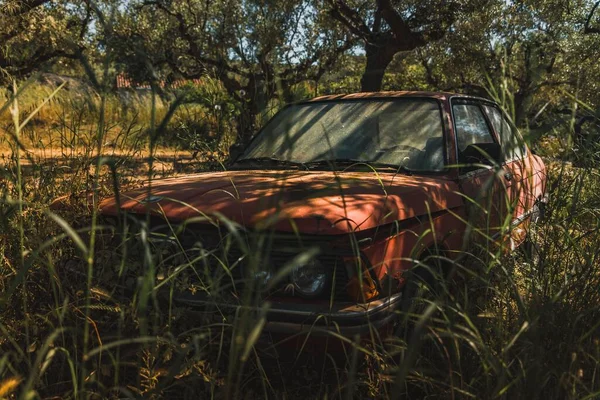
[
  {"left": 1, "top": 10, "right": 597, "bottom": 394},
  {"left": 242, "top": 98, "right": 446, "bottom": 171},
  {"left": 101, "top": 169, "right": 464, "bottom": 236}
]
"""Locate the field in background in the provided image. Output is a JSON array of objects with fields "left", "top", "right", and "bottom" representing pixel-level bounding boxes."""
[{"left": 1, "top": 78, "right": 600, "bottom": 399}]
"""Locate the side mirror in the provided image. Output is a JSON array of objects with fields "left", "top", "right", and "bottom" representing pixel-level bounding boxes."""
[
  {"left": 228, "top": 143, "right": 245, "bottom": 162},
  {"left": 459, "top": 142, "right": 502, "bottom": 172}
]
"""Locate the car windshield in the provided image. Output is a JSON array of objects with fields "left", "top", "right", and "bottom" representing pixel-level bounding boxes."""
[{"left": 238, "top": 98, "right": 445, "bottom": 171}]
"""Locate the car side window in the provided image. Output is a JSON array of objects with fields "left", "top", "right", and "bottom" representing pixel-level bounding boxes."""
[
  {"left": 452, "top": 102, "right": 495, "bottom": 153},
  {"left": 482, "top": 105, "right": 526, "bottom": 160}
]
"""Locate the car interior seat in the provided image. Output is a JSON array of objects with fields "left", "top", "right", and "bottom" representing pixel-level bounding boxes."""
[{"left": 406, "top": 136, "right": 445, "bottom": 170}]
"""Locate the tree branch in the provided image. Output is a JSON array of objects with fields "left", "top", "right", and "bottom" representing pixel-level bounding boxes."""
[
  {"left": 327, "top": 0, "right": 371, "bottom": 40},
  {"left": 309, "top": 39, "right": 355, "bottom": 82},
  {"left": 7, "top": 49, "right": 79, "bottom": 78},
  {"left": 584, "top": 1, "right": 600, "bottom": 34},
  {"left": 376, "top": 0, "right": 415, "bottom": 43},
  {"left": 0, "top": 28, "right": 20, "bottom": 44},
  {"left": 143, "top": 0, "right": 253, "bottom": 79},
  {"left": 281, "top": 37, "right": 354, "bottom": 84},
  {"left": 419, "top": 57, "right": 441, "bottom": 88},
  {"left": 373, "top": 3, "right": 383, "bottom": 34},
  {"left": 4, "top": 0, "right": 51, "bottom": 16}
]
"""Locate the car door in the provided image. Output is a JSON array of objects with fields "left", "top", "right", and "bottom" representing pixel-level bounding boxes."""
[
  {"left": 451, "top": 99, "right": 511, "bottom": 247},
  {"left": 481, "top": 104, "right": 532, "bottom": 247}
]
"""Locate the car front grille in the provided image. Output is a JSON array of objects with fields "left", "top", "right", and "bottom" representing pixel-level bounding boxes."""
[{"left": 143, "top": 222, "right": 352, "bottom": 301}]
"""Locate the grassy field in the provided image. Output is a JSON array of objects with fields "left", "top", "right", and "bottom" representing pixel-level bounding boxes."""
[{"left": 1, "top": 80, "right": 600, "bottom": 399}]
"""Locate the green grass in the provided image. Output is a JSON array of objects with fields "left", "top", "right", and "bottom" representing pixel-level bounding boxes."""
[{"left": 1, "top": 78, "right": 600, "bottom": 399}]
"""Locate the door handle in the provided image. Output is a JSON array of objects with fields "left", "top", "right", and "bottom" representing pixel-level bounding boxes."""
[{"left": 504, "top": 172, "right": 513, "bottom": 181}]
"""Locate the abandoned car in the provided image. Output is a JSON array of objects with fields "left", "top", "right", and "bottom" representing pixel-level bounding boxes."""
[{"left": 99, "top": 92, "right": 547, "bottom": 338}]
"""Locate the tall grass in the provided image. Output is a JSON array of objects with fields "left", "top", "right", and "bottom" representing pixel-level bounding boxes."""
[{"left": 1, "top": 73, "right": 600, "bottom": 399}]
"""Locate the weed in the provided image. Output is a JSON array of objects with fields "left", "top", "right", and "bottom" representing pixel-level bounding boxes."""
[{"left": 1, "top": 73, "right": 600, "bottom": 400}]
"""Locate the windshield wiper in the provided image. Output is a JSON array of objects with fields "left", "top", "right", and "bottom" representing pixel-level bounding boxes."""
[
  {"left": 233, "top": 157, "right": 308, "bottom": 169},
  {"left": 305, "top": 159, "right": 412, "bottom": 174}
]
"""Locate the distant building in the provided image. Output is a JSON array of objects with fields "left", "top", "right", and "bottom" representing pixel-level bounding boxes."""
[{"left": 115, "top": 74, "right": 203, "bottom": 89}]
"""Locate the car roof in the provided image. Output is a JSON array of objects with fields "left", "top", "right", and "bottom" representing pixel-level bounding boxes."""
[{"left": 303, "top": 91, "right": 492, "bottom": 104}]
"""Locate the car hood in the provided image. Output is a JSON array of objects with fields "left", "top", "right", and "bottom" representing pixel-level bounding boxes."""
[{"left": 99, "top": 170, "right": 462, "bottom": 235}]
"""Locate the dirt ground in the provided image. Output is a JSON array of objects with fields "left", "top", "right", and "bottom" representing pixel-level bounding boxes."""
[{"left": 0, "top": 146, "right": 224, "bottom": 177}]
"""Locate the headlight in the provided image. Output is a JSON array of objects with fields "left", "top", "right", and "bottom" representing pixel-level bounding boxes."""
[
  {"left": 290, "top": 259, "right": 329, "bottom": 298},
  {"left": 254, "top": 270, "right": 273, "bottom": 287}
]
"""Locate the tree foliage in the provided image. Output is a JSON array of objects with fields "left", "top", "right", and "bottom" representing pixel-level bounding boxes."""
[
  {"left": 1, "top": 0, "right": 600, "bottom": 131},
  {"left": 325, "top": 0, "right": 476, "bottom": 91},
  {"left": 111, "top": 0, "right": 352, "bottom": 139},
  {"left": 0, "top": 0, "right": 91, "bottom": 83}
]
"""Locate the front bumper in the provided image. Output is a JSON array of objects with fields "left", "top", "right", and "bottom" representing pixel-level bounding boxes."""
[{"left": 173, "top": 292, "right": 403, "bottom": 337}]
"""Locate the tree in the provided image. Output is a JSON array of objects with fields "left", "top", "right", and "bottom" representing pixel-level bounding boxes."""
[
  {"left": 325, "top": 0, "right": 474, "bottom": 92},
  {"left": 584, "top": 1, "right": 600, "bottom": 34},
  {"left": 387, "top": 0, "right": 599, "bottom": 126},
  {"left": 113, "top": 0, "right": 352, "bottom": 141},
  {"left": 0, "top": 0, "right": 90, "bottom": 84}
]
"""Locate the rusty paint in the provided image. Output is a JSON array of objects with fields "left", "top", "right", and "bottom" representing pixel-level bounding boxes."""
[
  {"left": 99, "top": 170, "right": 463, "bottom": 235},
  {"left": 94, "top": 91, "right": 547, "bottom": 337}
]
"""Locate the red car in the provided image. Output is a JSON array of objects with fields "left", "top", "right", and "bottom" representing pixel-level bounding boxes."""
[{"left": 99, "top": 92, "right": 547, "bottom": 338}]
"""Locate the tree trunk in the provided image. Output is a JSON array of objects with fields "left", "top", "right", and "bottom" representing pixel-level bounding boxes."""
[
  {"left": 360, "top": 42, "right": 396, "bottom": 92},
  {"left": 514, "top": 86, "right": 536, "bottom": 128},
  {"left": 513, "top": 92, "right": 528, "bottom": 127},
  {"left": 238, "top": 79, "right": 270, "bottom": 144},
  {"left": 238, "top": 98, "right": 259, "bottom": 144},
  {"left": 220, "top": 74, "right": 258, "bottom": 144}
]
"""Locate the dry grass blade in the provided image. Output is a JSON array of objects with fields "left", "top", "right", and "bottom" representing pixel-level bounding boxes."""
[{"left": 0, "top": 376, "right": 22, "bottom": 397}]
